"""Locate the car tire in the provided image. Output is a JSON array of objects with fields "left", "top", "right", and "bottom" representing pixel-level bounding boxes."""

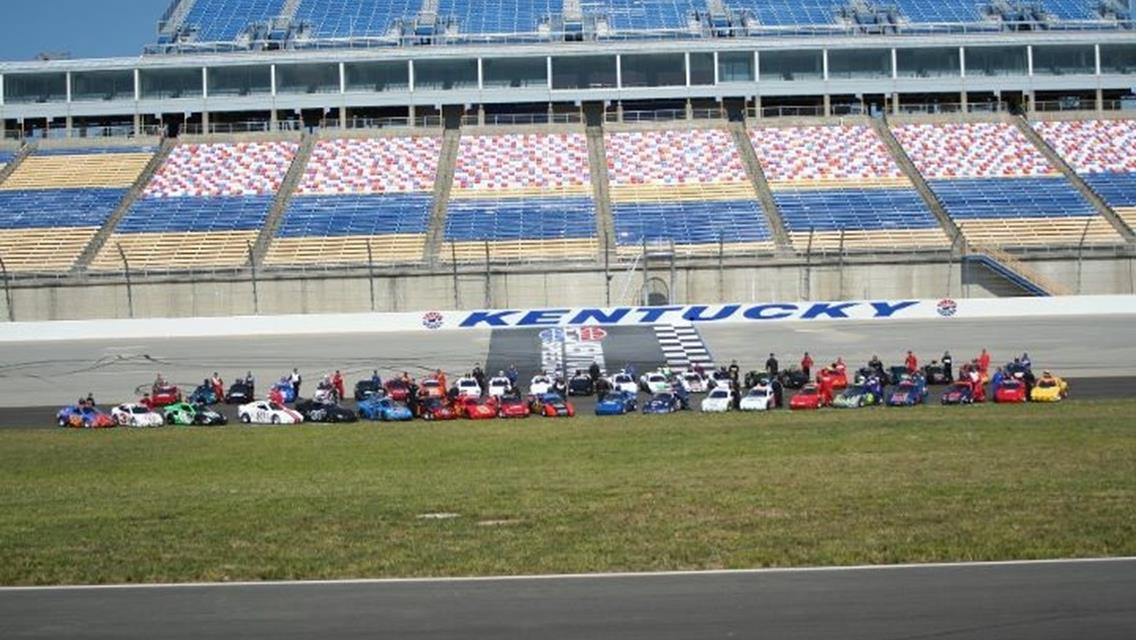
[
  {"left": 240, "top": 414, "right": 251, "bottom": 424},
  {"left": 271, "top": 415, "right": 280, "bottom": 425},
  {"left": 57, "top": 417, "right": 67, "bottom": 428}
]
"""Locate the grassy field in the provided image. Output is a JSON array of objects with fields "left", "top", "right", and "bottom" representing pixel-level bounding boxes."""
[{"left": 1, "top": 400, "right": 1134, "bottom": 585}]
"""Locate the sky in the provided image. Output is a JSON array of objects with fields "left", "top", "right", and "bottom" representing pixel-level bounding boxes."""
[{"left": 0, "top": 0, "right": 171, "bottom": 62}]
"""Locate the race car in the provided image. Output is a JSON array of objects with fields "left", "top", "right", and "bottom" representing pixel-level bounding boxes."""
[
  {"left": 111, "top": 403, "right": 165, "bottom": 427},
  {"left": 456, "top": 395, "right": 498, "bottom": 420},
  {"left": 417, "top": 397, "right": 458, "bottom": 421},
  {"left": 740, "top": 386, "right": 776, "bottom": 411},
  {"left": 994, "top": 379, "right": 1028, "bottom": 404},
  {"left": 189, "top": 383, "right": 220, "bottom": 406},
  {"left": 886, "top": 366, "right": 910, "bottom": 386},
  {"left": 144, "top": 384, "right": 182, "bottom": 409},
  {"left": 238, "top": 401, "right": 303, "bottom": 425},
  {"left": 56, "top": 405, "right": 116, "bottom": 429},
  {"left": 609, "top": 372, "right": 639, "bottom": 395},
  {"left": 790, "top": 384, "right": 829, "bottom": 410},
  {"left": 886, "top": 376, "right": 928, "bottom": 407},
  {"left": 294, "top": 399, "right": 358, "bottom": 424},
  {"left": 817, "top": 368, "right": 848, "bottom": 392},
  {"left": 529, "top": 393, "right": 575, "bottom": 418},
  {"left": 496, "top": 395, "right": 531, "bottom": 419},
  {"left": 700, "top": 388, "right": 734, "bottom": 413},
  {"left": 383, "top": 379, "right": 410, "bottom": 402},
  {"left": 354, "top": 379, "right": 383, "bottom": 401},
  {"left": 708, "top": 370, "right": 734, "bottom": 389},
  {"left": 455, "top": 377, "right": 482, "bottom": 399},
  {"left": 923, "top": 363, "right": 951, "bottom": 385},
  {"left": 225, "top": 380, "right": 255, "bottom": 405},
  {"left": 357, "top": 397, "right": 413, "bottom": 422},
  {"left": 312, "top": 383, "right": 338, "bottom": 405},
  {"left": 941, "top": 380, "right": 985, "bottom": 405},
  {"left": 419, "top": 379, "right": 446, "bottom": 400},
  {"left": 1030, "top": 375, "right": 1069, "bottom": 403},
  {"left": 681, "top": 372, "right": 710, "bottom": 394},
  {"left": 529, "top": 375, "right": 554, "bottom": 396},
  {"left": 639, "top": 371, "right": 672, "bottom": 394},
  {"left": 833, "top": 384, "right": 883, "bottom": 409},
  {"left": 567, "top": 374, "right": 595, "bottom": 397},
  {"left": 487, "top": 376, "right": 513, "bottom": 399},
  {"left": 164, "top": 402, "right": 228, "bottom": 426},
  {"left": 642, "top": 392, "right": 686, "bottom": 415},
  {"left": 595, "top": 391, "right": 638, "bottom": 416},
  {"left": 778, "top": 367, "right": 810, "bottom": 390}
]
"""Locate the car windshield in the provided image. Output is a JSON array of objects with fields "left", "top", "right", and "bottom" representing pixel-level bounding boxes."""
[
  {"left": 132, "top": 407, "right": 149, "bottom": 414},
  {"left": 708, "top": 390, "right": 729, "bottom": 399},
  {"left": 651, "top": 394, "right": 672, "bottom": 402},
  {"left": 684, "top": 375, "right": 700, "bottom": 382},
  {"left": 648, "top": 375, "right": 665, "bottom": 382},
  {"left": 951, "top": 383, "right": 969, "bottom": 391},
  {"left": 491, "top": 379, "right": 509, "bottom": 386},
  {"left": 602, "top": 393, "right": 625, "bottom": 403},
  {"left": 615, "top": 375, "right": 631, "bottom": 383},
  {"left": 268, "top": 403, "right": 284, "bottom": 410},
  {"left": 799, "top": 387, "right": 817, "bottom": 396},
  {"left": 542, "top": 394, "right": 563, "bottom": 402},
  {"left": 459, "top": 380, "right": 478, "bottom": 387},
  {"left": 422, "top": 380, "right": 439, "bottom": 388},
  {"left": 1002, "top": 381, "right": 1021, "bottom": 389},
  {"left": 1038, "top": 380, "right": 1056, "bottom": 388},
  {"left": 747, "top": 389, "right": 768, "bottom": 397}
]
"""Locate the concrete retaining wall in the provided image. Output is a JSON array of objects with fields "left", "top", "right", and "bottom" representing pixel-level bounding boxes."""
[{"left": 3, "top": 257, "right": 1134, "bottom": 322}]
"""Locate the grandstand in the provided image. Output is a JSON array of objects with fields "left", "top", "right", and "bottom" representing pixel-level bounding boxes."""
[
  {"left": 748, "top": 124, "right": 948, "bottom": 251},
  {"left": 265, "top": 134, "right": 441, "bottom": 266},
  {"left": 605, "top": 127, "right": 775, "bottom": 256},
  {"left": 1033, "top": 119, "right": 1136, "bottom": 232},
  {"left": 891, "top": 122, "right": 1123, "bottom": 247}
]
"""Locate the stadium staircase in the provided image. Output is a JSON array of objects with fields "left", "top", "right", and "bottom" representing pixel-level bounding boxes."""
[
  {"left": 873, "top": 118, "right": 963, "bottom": 244},
  {"left": 250, "top": 132, "right": 316, "bottom": 266},
  {"left": 730, "top": 122, "right": 791, "bottom": 252},
  {"left": 963, "top": 245, "right": 1072, "bottom": 296},
  {"left": 1014, "top": 115, "right": 1136, "bottom": 241},
  {"left": 73, "top": 137, "right": 178, "bottom": 271},
  {"left": 0, "top": 144, "right": 34, "bottom": 187},
  {"left": 586, "top": 124, "right": 617, "bottom": 261},
  {"left": 157, "top": 0, "right": 197, "bottom": 39},
  {"left": 425, "top": 128, "right": 461, "bottom": 265}
]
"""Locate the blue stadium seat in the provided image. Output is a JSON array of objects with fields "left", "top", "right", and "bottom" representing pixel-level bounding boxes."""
[
  {"left": 293, "top": 0, "right": 422, "bottom": 38},
  {"left": 116, "top": 196, "right": 274, "bottom": 233},
  {"left": 612, "top": 199, "right": 772, "bottom": 245},
  {"left": 1082, "top": 172, "right": 1136, "bottom": 208},
  {"left": 596, "top": 0, "right": 703, "bottom": 32},
  {"left": 33, "top": 146, "right": 158, "bottom": 157},
  {"left": 444, "top": 196, "right": 597, "bottom": 242},
  {"left": 774, "top": 188, "right": 940, "bottom": 232},
  {"left": 277, "top": 193, "right": 432, "bottom": 237},
  {"left": 927, "top": 176, "right": 1095, "bottom": 219},
  {"left": 0, "top": 188, "right": 125, "bottom": 229},
  {"left": 183, "top": 0, "right": 288, "bottom": 41},
  {"left": 437, "top": 0, "right": 555, "bottom": 35}
]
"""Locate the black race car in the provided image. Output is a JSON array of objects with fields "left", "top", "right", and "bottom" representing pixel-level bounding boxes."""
[
  {"left": 567, "top": 375, "right": 594, "bottom": 397},
  {"left": 923, "top": 363, "right": 951, "bottom": 385},
  {"left": 294, "top": 399, "right": 358, "bottom": 423},
  {"left": 225, "top": 381, "right": 255, "bottom": 405},
  {"left": 777, "top": 366, "right": 810, "bottom": 389},
  {"left": 354, "top": 379, "right": 384, "bottom": 401}
]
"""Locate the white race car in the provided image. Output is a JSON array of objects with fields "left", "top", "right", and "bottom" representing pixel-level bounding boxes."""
[
  {"left": 111, "top": 403, "right": 165, "bottom": 428},
  {"left": 740, "top": 386, "right": 776, "bottom": 411},
  {"left": 681, "top": 372, "right": 709, "bottom": 393},
  {"left": 487, "top": 376, "right": 512, "bottom": 398},
  {"left": 709, "top": 370, "right": 733, "bottom": 389},
  {"left": 609, "top": 372, "right": 639, "bottom": 395},
  {"left": 456, "top": 377, "right": 482, "bottom": 399},
  {"left": 419, "top": 378, "right": 444, "bottom": 398},
  {"left": 238, "top": 401, "right": 303, "bottom": 425},
  {"left": 640, "top": 371, "right": 672, "bottom": 394},
  {"left": 529, "top": 375, "right": 553, "bottom": 396},
  {"left": 700, "top": 388, "right": 734, "bottom": 413}
]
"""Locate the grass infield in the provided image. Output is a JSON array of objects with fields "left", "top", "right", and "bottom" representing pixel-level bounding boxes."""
[{"left": 1, "top": 400, "right": 1133, "bottom": 585}]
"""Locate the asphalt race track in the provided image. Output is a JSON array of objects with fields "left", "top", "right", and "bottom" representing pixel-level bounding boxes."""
[{"left": 2, "top": 559, "right": 1134, "bottom": 640}]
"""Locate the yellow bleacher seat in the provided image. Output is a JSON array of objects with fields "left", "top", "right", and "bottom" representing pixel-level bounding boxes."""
[
  {"left": 444, "top": 238, "right": 599, "bottom": 262},
  {"left": 0, "top": 227, "right": 98, "bottom": 272},
  {"left": 449, "top": 185, "right": 593, "bottom": 200},
  {"left": 0, "top": 154, "right": 152, "bottom": 190},
  {"left": 1116, "top": 207, "right": 1136, "bottom": 233},
  {"left": 956, "top": 217, "right": 1122, "bottom": 247},
  {"left": 766, "top": 176, "right": 913, "bottom": 191},
  {"left": 608, "top": 182, "right": 757, "bottom": 204},
  {"left": 787, "top": 229, "right": 951, "bottom": 252},
  {"left": 88, "top": 231, "right": 259, "bottom": 271},
  {"left": 265, "top": 235, "right": 427, "bottom": 266}
]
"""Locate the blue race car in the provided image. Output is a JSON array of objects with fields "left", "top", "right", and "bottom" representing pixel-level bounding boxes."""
[
  {"left": 189, "top": 383, "right": 219, "bottom": 406},
  {"left": 642, "top": 392, "right": 687, "bottom": 414},
  {"left": 56, "top": 405, "right": 115, "bottom": 428},
  {"left": 886, "top": 375, "right": 928, "bottom": 407},
  {"left": 272, "top": 379, "right": 297, "bottom": 404},
  {"left": 595, "top": 391, "right": 638, "bottom": 416},
  {"left": 357, "top": 396, "right": 413, "bottom": 421}
]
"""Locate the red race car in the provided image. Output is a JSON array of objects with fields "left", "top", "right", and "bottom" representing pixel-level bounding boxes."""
[
  {"left": 384, "top": 379, "right": 410, "bottom": 402},
  {"left": 790, "top": 383, "right": 831, "bottom": 410},
  {"left": 529, "top": 393, "right": 576, "bottom": 418},
  {"left": 817, "top": 368, "right": 848, "bottom": 392},
  {"left": 496, "top": 395, "right": 531, "bottom": 419},
  {"left": 457, "top": 396, "right": 498, "bottom": 420},
  {"left": 993, "top": 379, "right": 1027, "bottom": 404},
  {"left": 142, "top": 385, "right": 182, "bottom": 409},
  {"left": 418, "top": 397, "right": 457, "bottom": 421},
  {"left": 418, "top": 379, "right": 446, "bottom": 400}
]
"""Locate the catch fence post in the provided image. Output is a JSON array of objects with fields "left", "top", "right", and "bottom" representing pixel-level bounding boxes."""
[
  {"left": 0, "top": 253, "right": 13, "bottom": 322},
  {"left": 1076, "top": 217, "right": 1092, "bottom": 295},
  {"left": 483, "top": 240, "right": 491, "bottom": 308},
  {"left": 451, "top": 241, "right": 460, "bottom": 309},
  {"left": 116, "top": 243, "right": 134, "bottom": 319},
  {"left": 838, "top": 228, "right": 846, "bottom": 300},
  {"left": 804, "top": 228, "right": 815, "bottom": 301},
  {"left": 366, "top": 239, "right": 376, "bottom": 311},
  {"left": 246, "top": 241, "right": 259, "bottom": 315}
]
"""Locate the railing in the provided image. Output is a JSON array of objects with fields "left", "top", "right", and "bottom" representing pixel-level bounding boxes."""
[
  {"left": 607, "top": 109, "right": 688, "bottom": 123},
  {"left": 1, "top": 124, "right": 164, "bottom": 141},
  {"left": 749, "top": 105, "right": 826, "bottom": 119},
  {"left": 1029, "top": 99, "right": 1134, "bottom": 113},
  {"left": 460, "top": 113, "right": 585, "bottom": 126},
  {"left": 895, "top": 101, "right": 1009, "bottom": 115}
]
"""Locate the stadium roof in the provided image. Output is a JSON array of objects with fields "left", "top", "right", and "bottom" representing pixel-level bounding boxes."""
[{"left": 152, "top": 0, "right": 1134, "bottom": 53}]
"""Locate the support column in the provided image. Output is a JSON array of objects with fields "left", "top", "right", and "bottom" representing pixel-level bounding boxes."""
[
  {"left": 685, "top": 98, "right": 693, "bottom": 120},
  {"left": 1096, "top": 88, "right": 1104, "bottom": 113},
  {"left": 892, "top": 92, "right": 900, "bottom": 114},
  {"left": 960, "top": 91, "right": 968, "bottom": 113},
  {"left": 65, "top": 115, "right": 73, "bottom": 138},
  {"left": 202, "top": 110, "right": 210, "bottom": 133},
  {"left": 754, "top": 95, "right": 762, "bottom": 120},
  {"left": 410, "top": 104, "right": 417, "bottom": 127},
  {"left": 478, "top": 104, "right": 485, "bottom": 126},
  {"left": 823, "top": 94, "right": 831, "bottom": 117},
  {"left": 133, "top": 112, "right": 141, "bottom": 137},
  {"left": 339, "top": 105, "right": 347, "bottom": 128}
]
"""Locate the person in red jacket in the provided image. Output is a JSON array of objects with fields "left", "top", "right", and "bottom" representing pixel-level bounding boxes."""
[
  {"left": 904, "top": 350, "right": 918, "bottom": 375},
  {"left": 978, "top": 348, "right": 991, "bottom": 377},
  {"left": 332, "top": 370, "right": 345, "bottom": 403},
  {"left": 800, "top": 352, "right": 814, "bottom": 380},
  {"left": 211, "top": 372, "right": 224, "bottom": 402}
]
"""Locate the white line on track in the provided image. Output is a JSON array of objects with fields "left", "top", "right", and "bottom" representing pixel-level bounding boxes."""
[{"left": 2, "top": 556, "right": 1132, "bottom": 592}]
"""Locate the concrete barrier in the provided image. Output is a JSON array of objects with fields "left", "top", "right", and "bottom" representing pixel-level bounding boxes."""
[{"left": 2, "top": 295, "right": 1133, "bottom": 343}]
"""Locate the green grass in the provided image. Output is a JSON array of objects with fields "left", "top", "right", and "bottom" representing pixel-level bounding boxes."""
[{"left": 1, "top": 400, "right": 1134, "bottom": 585}]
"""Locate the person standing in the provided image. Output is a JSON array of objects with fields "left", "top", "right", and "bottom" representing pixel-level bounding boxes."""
[
  {"left": 211, "top": 372, "right": 224, "bottom": 402},
  {"left": 771, "top": 377, "right": 784, "bottom": 409},
  {"left": 904, "top": 351, "right": 918, "bottom": 375},
  {"left": 472, "top": 364, "right": 486, "bottom": 391},
  {"left": 506, "top": 364, "right": 519, "bottom": 388},
  {"left": 407, "top": 378, "right": 420, "bottom": 415},
  {"left": 728, "top": 360, "right": 741, "bottom": 383},
  {"left": 800, "top": 352, "right": 813, "bottom": 380},
  {"left": 589, "top": 360, "right": 601, "bottom": 383},
  {"left": 289, "top": 368, "right": 302, "bottom": 400},
  {"left": 978, "top": 348, "right": 991, "bottom": 377},
  {"left": 765, "top": 353, "right": 779, "bottom": 378},
  {"left": 332, "top": 370, "right": 345, "bottom": 403},
  {"left": 942, "top": 351, "right": 954, "bottom": 382}
]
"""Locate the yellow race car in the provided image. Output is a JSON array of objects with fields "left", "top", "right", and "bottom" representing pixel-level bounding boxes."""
[{"left": 1030, "top": 374, "right": 1069, "bottom": 402}]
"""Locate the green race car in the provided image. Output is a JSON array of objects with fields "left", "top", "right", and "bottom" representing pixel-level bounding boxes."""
[{"left": 163, "top": 402, "right": 228, "bottom": 426}]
